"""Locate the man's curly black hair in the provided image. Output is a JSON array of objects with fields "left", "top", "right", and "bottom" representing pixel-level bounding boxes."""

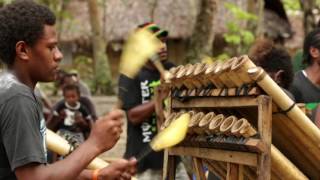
[
  {"left": 0, "top": 1, "right": 55, "bottom": 66},
  {"left": 249, "top": 39, "right": 294, "bottom": 89}
]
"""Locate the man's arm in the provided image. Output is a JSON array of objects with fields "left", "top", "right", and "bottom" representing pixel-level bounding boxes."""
[
  {"left": 127, "top": 101, "right": 155, "bottom": 125},
  {"left": 13, "top": 108, "right": 125, "bottom": 180}
]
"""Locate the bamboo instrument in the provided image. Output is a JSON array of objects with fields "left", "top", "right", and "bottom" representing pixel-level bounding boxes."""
[
  {"left": 204, "top": 61, "right": 224, "bottom": 88},
  {"left": 222, "top": 57, "right": 244, "bottom": 87},
  {"left": 214, "top": 61, "right": 236, "bottom": 88},
  {"left": 198, "top": 112, "right": 216, "bottom": 134},
  {"left": 185, "top": 63, "right": 202, "bottom": 89},
  {"left": 188, "top": 112, "right": 205, "bottom": 134},
  {"left": 160, "top": 112, "right": 177, "bottom": 130},
  {"left": 248, "top": 67, "right": 320, "bottom": 179},
  {"left": 208, "top": 114, "right": 225, "bottom": 134},
  {"left": 231, "top": 118, "right": 257, "bottom": 138},
  {"left": 193, "top": 63, "right": 210, "bottom": 87},
  {"left": 219, "top": 115, "right": 237, "bottom": 135},
  {"left": 231, "top": 55, "right": 256, "bottom": 84}
]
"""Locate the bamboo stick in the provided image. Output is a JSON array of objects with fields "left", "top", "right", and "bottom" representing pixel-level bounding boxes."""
[
  {"left": 188, "top": 112, "right": 205, "bottom": 134},
  {"left": 204, "top": 61, "right": 225, "bottom": 88},
  {"left": 222, "top": 57, "right": 244, "bottom": 87},
  {"left": 214, "top": 61, "right": 236, "bottom": 88},
  {"left": 231, "top": 118, "right": 257, "bottom": 138}
]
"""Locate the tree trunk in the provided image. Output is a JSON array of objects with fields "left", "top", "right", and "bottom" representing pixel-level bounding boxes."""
[
  {"left": 300, "top": 0, "right": 317, "bottom": 34},
  {"left": 185, "top": 0, "right": 217, "bottom": 64},
  {"left": 87, "top": 0, "right": 113, "bottom": 94}
]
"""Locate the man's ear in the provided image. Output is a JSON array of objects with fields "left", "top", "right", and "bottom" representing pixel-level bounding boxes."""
[
  {"left": 274, "top": 70, "right": 284, "bottom": 85},
  {"left": 309, "top": 47, "right": 320, "bottom": 59},
  {"left": 15, "top": 41, "right": 30, "bottom": 61}
]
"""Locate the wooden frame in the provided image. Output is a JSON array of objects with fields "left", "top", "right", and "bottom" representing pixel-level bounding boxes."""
[{"left": 160, "top": 93, "right": 272, "bottom": 180}]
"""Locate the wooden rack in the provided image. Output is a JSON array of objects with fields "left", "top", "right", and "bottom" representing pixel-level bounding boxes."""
[{"left": 156, "top": 86, "right": 272, "bottom": 180}]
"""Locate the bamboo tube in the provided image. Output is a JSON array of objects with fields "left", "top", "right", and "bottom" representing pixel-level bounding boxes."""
[
  {"left": 272, "top": 115, "right": 319, "bottom": 178},
  {"left": 208, "top": 114, "right": 225, "bottom": 134},
  {"left": 185, "top": 64, "right": 202, "bottom": 89},
  {"left": 231, "top": 55, "right": 256, "bottom": 84},
  {"left": 248, "top": 67, "right": 320, "bottom": 151},
  {"left": 165, "top": 65, "right": 183, "bottom": 84},
  {"left": 161, "top": 112, "right": 177, "bottom": 130},
  {"left": 219, "top": 115, "right": 238, "bottom": 135},
  {"left": 198, "top": 112, "right": 216, "bottom": 134},
  {"left": 193, "top": 63, "right": 210, "bottom": 87},
  {"left": 204, "top": 61, "right": 225, "bottom": 88},
  {"left": 46, "top": 129, "right": 109, "bottom": 170},
  {"left": 188, "top": 112, "right": 205, "bottom": 134},
  {"left": 231, "top": 118, "right": 257, "bottom": 138},
  {"left": 214, "top": 61, "right": 236, "bottom": 88},
  {"left": 222, "top": 57, "right": 244, "bottom": 87},
  {"left": 271, "top": 145, "right": 308, "bottom": 180}
]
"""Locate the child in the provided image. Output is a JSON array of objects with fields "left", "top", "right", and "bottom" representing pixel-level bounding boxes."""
[{"left": 48, "top": 84, "right": 93, "bottom": 145}]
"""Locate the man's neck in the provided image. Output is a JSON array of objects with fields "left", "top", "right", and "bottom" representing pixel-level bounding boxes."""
[
  {"left": 9, "top": 65, "right": 36, "bottom": 90},
  {"left": 305, "top": 63, "right": 320, "bottom": 86}
]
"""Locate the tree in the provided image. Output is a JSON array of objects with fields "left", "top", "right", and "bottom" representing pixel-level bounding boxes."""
[
  {"left": 87, "top": 0, "right": 113, "bottom": 94},
  {"left": 299, "top": 0, "right": 318, "bottom": 34},
  {"left": 185, "top": 0, "right": 217, "bottom": 64}
]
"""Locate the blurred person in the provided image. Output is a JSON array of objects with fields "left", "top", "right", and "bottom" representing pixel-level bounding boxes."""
[
  {"left": 290, "top": 28, "right": 320, "bottom": 122},
  {"left": 62, "top": 71, "right": 91, "bottom": 98},
  {"left": 0, "top": 1, "right": 136, "bottom": 179},
  {"left": 118, "top": 23, "right": 188, "bottom": 180}
]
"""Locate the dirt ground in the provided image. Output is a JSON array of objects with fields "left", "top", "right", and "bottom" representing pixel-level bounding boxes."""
[{"left": 91, "top": 96, "right": 127, "bottom": 161}]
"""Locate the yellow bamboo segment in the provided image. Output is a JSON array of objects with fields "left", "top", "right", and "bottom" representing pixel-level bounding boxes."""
[{"left": 231, "top": 55, "right": 256, "bottom": 84}]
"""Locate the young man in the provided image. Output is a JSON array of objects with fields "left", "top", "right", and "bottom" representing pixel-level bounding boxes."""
[
  {"left": 0, "top": 1, "right": 136, "bottom": 180},
  {"left": 118, "top": 23, "right": 187, "bottom": 180},
  {"left": 290, "top": 28, "right": 320, "bottom": 121}
]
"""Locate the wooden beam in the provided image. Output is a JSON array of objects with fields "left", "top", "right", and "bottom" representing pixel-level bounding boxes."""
[{"left": 169, "top": 147, "right": 257, "bottom": 166}]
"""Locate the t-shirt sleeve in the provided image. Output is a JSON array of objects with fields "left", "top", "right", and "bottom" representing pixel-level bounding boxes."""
[
  {"left": 0, "top": 95, "right": 46, "bottom": 170},
  {"left": 289, "top": 84, "right": 303, "bottom": 103},
  {"left": 118, "top": 74, "right": 141, "bottom": 110}
]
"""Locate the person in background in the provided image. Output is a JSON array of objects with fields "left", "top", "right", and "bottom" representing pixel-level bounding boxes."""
[
  {"left": 249, "top": 38, "right": 294, "bottom": 99},
  {"left": 0, "top": 1, "right": 136, "bottom": 179},
  {"left": 118, "top": 23, "right": 188, "bottom": 180},
  {"left": 63, "top": 70, "right": 92, "bottom": 98},
  {"left": 289, "top": 28, "right": 320, "bottom": 122}
]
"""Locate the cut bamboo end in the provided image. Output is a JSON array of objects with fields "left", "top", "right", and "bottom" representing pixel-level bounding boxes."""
[
  {"left": 161, "top": 112, "right": 177, "bottom": 130},
  {"left": 209, "top": 114, "right": 225, "bottom": 134},
  {"left": 231, "top": 55, "right": 256, "bottom": 84},
  {"left": 198, "top": 112, "right": 216, "bottom": 134},
  {"left": 188, "top": 112, "right": 205, "bottom": 134},
  {"left": 231, "top": 118, "right": 257, "bottom": 137},
  {"left": 247, "top": 66, "right": 266, "bottom": 82},
  {"left": 220, "top": 115, "right": 238, "bottom": 135}
]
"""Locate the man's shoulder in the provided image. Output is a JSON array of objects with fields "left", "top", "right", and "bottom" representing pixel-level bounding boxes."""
[{"left": 0, "top": 73, "right": 33, "bottom": 106}]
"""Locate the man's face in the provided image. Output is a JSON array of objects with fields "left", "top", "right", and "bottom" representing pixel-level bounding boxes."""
[
  {"left": 29, "top": 25, "right": 63, "bottom": 82},
  {"left": 158, "top": 38, "right": 168, "bottom": 61}
]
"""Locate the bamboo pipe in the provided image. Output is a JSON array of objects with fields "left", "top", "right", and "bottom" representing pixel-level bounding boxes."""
[
  {"left": 193, "top": 63, "right": 210, "bottom": 87},
  {"left": 198, "top": 112, "right": 216, "bottom": 134},
  {"left": 272, "top": 115, "right": 319, "bottom": 178},
  {"left": 185, "top": 63, "right": 202, "bottom": 89},
  {"left": 231, "top": 118, "right": 257, "bottom": 138},
  {"left": 188, "top": 112, "right": 205, "bottom": 134},
  {"left": 214, "top": 61, "right": 236, "bottom": 88},
  {"left": 208, "top": 114, "right": 225, "bottom": 134},
  {"left": 46, "top": 129, "right": 109, "bottom": 169},
  {"left": 174, "top": 65, "right": 192, "bottom": 89},
  {"left": 231, "top": 55, "right": 256, "bottom": 84},
  {"left": 160, "top": 112, "right": 177, "bottom": 130},
  {"left": 271, "top": 145, "right": 308, "bottom": 180},
  {"left": 219, "top": 115, "right": 238, "bottom": 135},
  {"left": 222, "top": 57, "right": 244, "bottom": 87},
  {"left": 248, "top": 67, "right": 320, "bottom": 150},
  {"left": 204, "top": 61, "right": 225, "bottom": 88}
]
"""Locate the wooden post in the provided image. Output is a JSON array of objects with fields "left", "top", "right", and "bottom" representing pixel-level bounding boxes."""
[
  {"left": 227, "top": 163, "right": 243, "bottom": 180},
  {"left": 162, "top": 150, "right": 177, "bottom": 180},
  {"left": 256, "top": 96, "right": 272, "bottom": 180}
]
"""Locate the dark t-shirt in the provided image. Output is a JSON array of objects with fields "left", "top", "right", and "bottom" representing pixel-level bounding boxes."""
[
  {"left": 0, "top": 72, "right": 46, "bottom": 180},
  {"left": 290, "top": 71, "right": 320, "bottom": 103},
  {"left": 119, "top": 62, "right": 174, "bottom": 173}
]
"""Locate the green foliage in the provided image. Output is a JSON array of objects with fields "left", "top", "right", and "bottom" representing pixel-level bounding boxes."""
[
  {"left": 282, "top": 0, "right": 301, "bottom": 11},
  {"left": 215, "top": 2, "right": 257, "bottom": 59}
]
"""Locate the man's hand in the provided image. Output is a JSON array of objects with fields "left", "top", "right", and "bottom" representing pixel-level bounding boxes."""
[
  {"left": 87, "top": 109, "right": 124, "bottom": 153},
  {"left": 98, "top": 158, "right": 137, "bottom": 180}
]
